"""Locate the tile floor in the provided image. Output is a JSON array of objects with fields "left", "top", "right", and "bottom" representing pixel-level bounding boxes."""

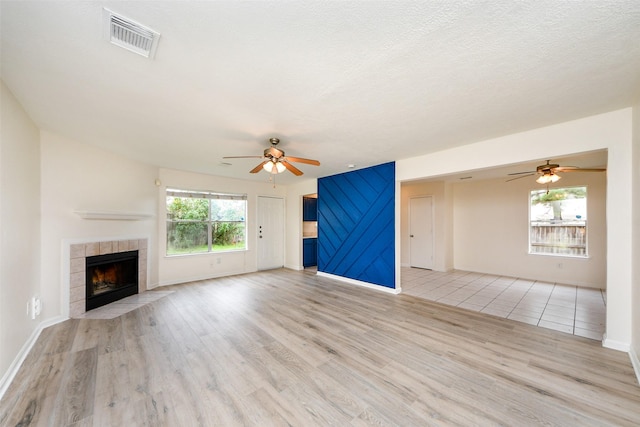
[
  {"left": 401, "top": 267, "right": 606, "bottom": 340},
  {"left": 77, "top": 290, "right": 174, "bottom": 319}
]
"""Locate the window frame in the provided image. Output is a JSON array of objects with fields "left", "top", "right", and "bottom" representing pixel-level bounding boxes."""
[
  {"left": 166, "top": 188, "right": 247, "bottom": 256},
  {"left": 528, "top": 185, "right": 588, "bottom": 258}
]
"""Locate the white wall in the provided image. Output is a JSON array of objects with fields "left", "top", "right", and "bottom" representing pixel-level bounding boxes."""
[
  {"left": 0, "top": 82, "right": 41, "bottom": 380},
  {"left": 452, "top": 171, "right": 606, "bottom": 287},
  {"left": 157, "top": 168, "right": 287, "bottom": 285},
  {"left": 40, "top": 132, "right": 159, "bottom": 319},
  {"left": 397, "top": 109, "right": 633, "bottom": 348},
  {"left": 400, "top": 181, "right": 453, "bottom": 271}
]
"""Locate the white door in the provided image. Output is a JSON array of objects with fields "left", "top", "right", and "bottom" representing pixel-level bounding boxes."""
[
  {"left": 257, "top": 196, "right": 284, "bottom": 270},
  {"left": 410, "top": 196, "right": 434, "bottom": 269}
]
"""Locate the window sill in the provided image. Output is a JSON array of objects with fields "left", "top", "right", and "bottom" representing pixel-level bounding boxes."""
[
  {"left": 528, "top": 252, "right": 589, "bottom": 259},
  {"left": 165, "top": 248, "right": 248, "bottom": 258}
]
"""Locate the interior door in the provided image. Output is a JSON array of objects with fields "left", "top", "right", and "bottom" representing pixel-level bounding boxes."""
[
  {"left": 410, "top": 196, "right": 434, "bottom": 269},
  {"left": 257, "top": 196, "right": 284, "bottom": 270}
]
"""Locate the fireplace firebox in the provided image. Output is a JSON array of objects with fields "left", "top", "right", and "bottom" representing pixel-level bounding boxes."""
[{"left": 86, "top": 250, "right": 139, "bottom": 311}]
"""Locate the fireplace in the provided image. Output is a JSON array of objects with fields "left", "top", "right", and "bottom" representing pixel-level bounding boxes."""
[
  {"left": 86, "top": 250, "right": 139, "bottom": 311},
  {"left": 68, "top": 238, "right": 147, "bottom": 318}
]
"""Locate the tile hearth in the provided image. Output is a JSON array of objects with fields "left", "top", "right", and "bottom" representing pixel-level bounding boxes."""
[{"left": 78, "top": 290, "right": 173, "bottom": 319}]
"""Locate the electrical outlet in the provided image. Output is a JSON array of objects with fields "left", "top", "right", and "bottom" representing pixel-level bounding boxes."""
[{"left": 28, "top": 297, "right": 41, "bottom": 320}]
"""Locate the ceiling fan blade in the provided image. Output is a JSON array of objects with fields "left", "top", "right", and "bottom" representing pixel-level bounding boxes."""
[
  {"left": 507, "top": 170, "right": 536, "bottom": 176},
  {"left": 250, "top": 161, "right": 268, "bottom": 173},
  {"left": 555, "top": 167, "right": 606, "bottom": 172},
  {"left": 285, "top": 156, "right": 320, "bottom": 166},
  {"left": 506, "top": 173, "right": 535, "bottom": 182},
  {"left": 223, "top": 155, "right": 264, "bottom": 159},
  {"left": 281, "top": 161, "right": 303, "bottom": 176}
]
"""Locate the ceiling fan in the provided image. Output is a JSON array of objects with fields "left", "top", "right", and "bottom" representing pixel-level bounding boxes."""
[
  {"left": 223, "top": 137, "right": 320, "bottom": 176},
  {"left": 506, "top": 160, "right": 606, "bottom": 184}
]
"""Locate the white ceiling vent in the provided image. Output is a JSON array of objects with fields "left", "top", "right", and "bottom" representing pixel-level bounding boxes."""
[{"left": 103, "top": 8, "right": 160, "bottom": 59}]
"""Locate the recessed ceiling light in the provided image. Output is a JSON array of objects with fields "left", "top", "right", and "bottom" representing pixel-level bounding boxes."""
[{"left": 347, "top": 164, "right": 356, "bottom": 168}]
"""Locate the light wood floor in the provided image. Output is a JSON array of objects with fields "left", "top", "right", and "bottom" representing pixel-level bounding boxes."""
[{"left": 2, "top": 269, "right": 639, "bottom": 426}]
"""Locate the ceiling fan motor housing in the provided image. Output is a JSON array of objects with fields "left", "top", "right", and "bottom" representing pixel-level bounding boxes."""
[
  {"left": 264, "top": 146, "right": 284, "bottom": 159},
  {"left": 537, "top": 163, "right": 559, "bottom": 174}
]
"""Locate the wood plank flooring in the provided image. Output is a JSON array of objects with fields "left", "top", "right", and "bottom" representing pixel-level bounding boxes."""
[{"left": 1, "top": 268, "right": 639, "bottom": 426}]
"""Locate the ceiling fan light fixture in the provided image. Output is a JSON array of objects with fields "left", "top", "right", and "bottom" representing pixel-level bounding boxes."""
[
  {"left": 536, "top": 172, "right": 561, "bottom": 184},
  {"left": 263, "top": 160, "right": 286, "bottom": 174}
]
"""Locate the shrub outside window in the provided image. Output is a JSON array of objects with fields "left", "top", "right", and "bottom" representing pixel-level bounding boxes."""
[
  {"left": 529, "top": 186, "right": 587, "bottom": 257},
  {"left": 166, "top": 189, "right": 247, "bottom": 255}
]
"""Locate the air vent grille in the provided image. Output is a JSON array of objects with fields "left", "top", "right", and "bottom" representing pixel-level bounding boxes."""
[{"left": 104, "top": 8, "right": 160, "bottom": 59}]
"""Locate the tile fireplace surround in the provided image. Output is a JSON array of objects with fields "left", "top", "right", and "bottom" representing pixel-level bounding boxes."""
[{"left": 69, "top": 238, "right": 148, "bottom": 318}]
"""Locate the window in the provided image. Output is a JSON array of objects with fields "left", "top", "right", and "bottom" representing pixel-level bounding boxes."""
[
  {"left": 529, "top": 186, "right": 587, "bottom": 257},
  {"left": 166, "top": 189, "right": 247, "bottom": 255}
]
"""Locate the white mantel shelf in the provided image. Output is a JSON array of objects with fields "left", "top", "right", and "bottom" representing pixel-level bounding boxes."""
[{"left": 74, "top": 210, "right": 154, "bottom": 221}]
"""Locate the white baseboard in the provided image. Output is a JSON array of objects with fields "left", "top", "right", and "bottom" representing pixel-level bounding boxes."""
[
  {"left": 316, "top": 271, "right": 401, "bottom": 294},
  {"left": 284, "top": 263, "right": 304, "bottom": 271},
  {"left": 146, "top": 281, "right": 160, "bottom": 290},
  {"left": 629, "top": 347, "right": 640, "bottom": 386},
  {"left": 157, "top": 268, "right": 256, "bottom": 287},
  {"left": 602, "top": 334, "right": 631, "bottom": 352},
  {"left": 0, "top": 315, "right": 66, "bottom": 400}
]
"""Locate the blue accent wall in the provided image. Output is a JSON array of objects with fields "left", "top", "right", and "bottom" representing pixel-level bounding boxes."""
[{"left": 317, "top": 162, "right": 395, "bottom": 288}]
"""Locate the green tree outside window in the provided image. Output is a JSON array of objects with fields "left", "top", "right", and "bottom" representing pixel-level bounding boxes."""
[
  {"left": 166, "top": 190, "right": 246, "bottom": 255},
  {"left": 529, "top": 186, "right": 587, "bottom": 257}
]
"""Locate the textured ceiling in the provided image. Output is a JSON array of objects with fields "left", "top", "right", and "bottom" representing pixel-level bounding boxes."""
[{"left": 1, "top": 1, "right": 639, "bottom": 184}]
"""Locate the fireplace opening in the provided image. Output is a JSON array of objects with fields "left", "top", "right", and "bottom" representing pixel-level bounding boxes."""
[{"left": 86, "top": 250, "right": 139, "bottom": 311}]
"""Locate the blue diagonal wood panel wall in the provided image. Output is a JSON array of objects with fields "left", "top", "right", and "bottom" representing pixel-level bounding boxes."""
[{"left": 317, "top": 162, "right": 395, "bottom": 288}]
